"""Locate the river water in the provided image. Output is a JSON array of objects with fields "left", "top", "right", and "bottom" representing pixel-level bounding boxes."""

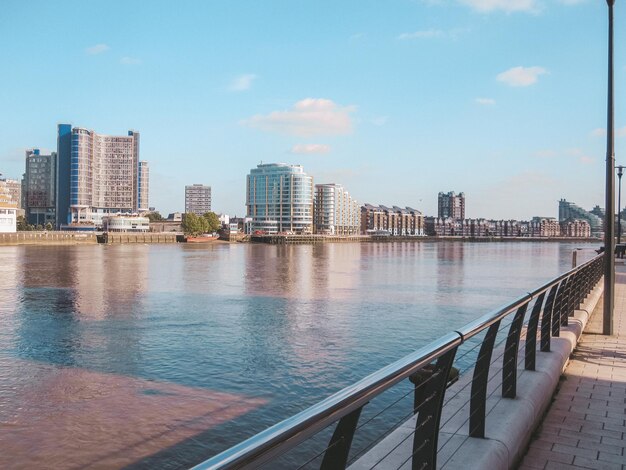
[{"left": 0, "top": 241, "right": 598, "bottom": 469}]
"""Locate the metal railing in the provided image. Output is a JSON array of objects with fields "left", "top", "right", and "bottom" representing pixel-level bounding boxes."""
[{"left": 192, "top": 253, "right": 604, "bottom": 470}]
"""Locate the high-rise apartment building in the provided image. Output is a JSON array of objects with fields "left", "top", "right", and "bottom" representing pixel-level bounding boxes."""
[
  {"left": 185, "top": 184, "right": 211, "bottom": 215},
  {"left": 438, "top": 191, "right": 465, "bottom": 220},
  {"left": 56, "top": 125, "right": 149, "bottom": 227},
  {"left": 246, "top": 163, "right": 313, "bottom": 234},
  {"left": 314, "top": 184, "right": 360, "bottom": 235},
  {"left": 24, "top": 148, "right": 57, "bottom": 225},
  {"left": 138, "top": 161, "right": 149, "bottom": 212}
]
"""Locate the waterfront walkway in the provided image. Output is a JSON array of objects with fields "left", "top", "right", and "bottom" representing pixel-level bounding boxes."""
[{"left": 519, "top": 265, "right": 626, "bottom": 470}]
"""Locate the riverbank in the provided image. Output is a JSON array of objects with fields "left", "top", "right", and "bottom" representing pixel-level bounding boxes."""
[
  {"left": 0, "top": 231, "right": 97, "bottom": 245},
  {"left": 0, "top": 232, "right": 600, "bottom": 246},
  {"left": 251, "top": 234, "right": 601, "bottom": 245},
  {"left": 98, "top": 232, "right": 178, "bottom": 244}
]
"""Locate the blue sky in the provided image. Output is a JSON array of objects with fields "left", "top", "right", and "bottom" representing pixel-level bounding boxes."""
[{"left": 0, "top": 0, "right": 623, "bottom": 219}]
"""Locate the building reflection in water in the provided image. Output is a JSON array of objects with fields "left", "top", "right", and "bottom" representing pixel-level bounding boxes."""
[
  {"left": 240, "top": 243, "right": 365, "bottom": 409},
  {"left": 2, "top": 245, "right": 266, "bottom": 469}
]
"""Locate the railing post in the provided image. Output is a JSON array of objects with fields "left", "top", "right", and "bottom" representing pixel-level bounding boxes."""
[
  {"left": 320, "top": 407, "right": 363, "bottom": 470},
  {"left": 525, "top": 292, "right": 545, "bottom": 371},
  {"left": 411, "top": 348, "right": 457, "bottom": 470},
  {"left": 541, "top": 284, "right": 558, "bottom": 352},
  {"left": 552, "top": 280, "right": 566, "bottom": 337},
  {"left": 469, "top": 321, "right": 500, "bottom": 438},
  {"left": 561, "top": 276, "right": 572, "bottom": 326},
  {"left": 502, "top": 304, "right": 528, "bottom": 398}
]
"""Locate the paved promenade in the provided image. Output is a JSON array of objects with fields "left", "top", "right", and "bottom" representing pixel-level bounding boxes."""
[{"left": 519, "top": 265, "right": 626, "bottom": 470}]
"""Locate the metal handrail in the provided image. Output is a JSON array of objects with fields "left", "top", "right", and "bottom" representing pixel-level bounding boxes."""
[
  {"left": 192, "top": 332, "right": 462, "bottom": 469},
  {"left": 456, "top": 254, "right": 599, "bottom": 341},
  {"left": 192, "top": 253, "right": 604, "bottom": 470}
]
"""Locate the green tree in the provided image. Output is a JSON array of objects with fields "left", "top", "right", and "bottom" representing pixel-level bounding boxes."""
[
  {"left": 16, "top": 215, "right": 28, "bottom": 231},
  {"left": 146, "top": 211, "right": 164, "bottom": 222},
  {"left": 203, "top": 212, "right": 222, "bottom": 233},
  {"left": 45, "top": 222, "right": 53, "bottom": 231},
  {"left": 182, "top": 212, "right": 209, "bottom": 236}
]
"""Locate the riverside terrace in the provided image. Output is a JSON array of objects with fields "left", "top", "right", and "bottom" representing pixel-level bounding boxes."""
[{"left": 191, "top": 255, "right": 608, "bottom": 469}]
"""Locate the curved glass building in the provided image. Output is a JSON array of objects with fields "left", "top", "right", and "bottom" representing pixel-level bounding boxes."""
[
  {"left": 246, "top": 163, "right": 313, "bottom": 234},
  {"left": 558, "top": 199, "right": 603, "bottom": 237}
]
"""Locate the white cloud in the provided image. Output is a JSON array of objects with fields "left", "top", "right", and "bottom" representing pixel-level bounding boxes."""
[
  {"left": 475, "top": 97, "right": 496, "bottom": 106},
  {"left": 558, "top": 0, "right": 586, "bottom": 5},
  {"left": 350, "top": 33, "right": 366, "bottom": 41},
  {"left": 458, "top": 0, "right": 540, "bottom": 13},
  {"left": 496, "top": 66, "right": 547, "bottom": 87},
  {"left": 229, "top": 74, "right": 257, "bottom": 92},
  {"left": 397, "top": 29, "right": 445, "bottom": 40},
  {"left": 290, "top": 144, "right": 331, "bottom": 155},
  {"left": 86, "top": 44, "right": 110, "bottom": 55},
  {"left": 120, "top": 57, "right": 142, "bottom": 65},
  {"left": 579, "top": 156, "right": 594, "bottom": 164},
  {"left": 242, "top": 98, "right": 355, "bottom": 137}
]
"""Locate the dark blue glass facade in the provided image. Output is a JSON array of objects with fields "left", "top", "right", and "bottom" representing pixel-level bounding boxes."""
[{"left": 56, "top": 124, "right": 72, "bottom": 228}]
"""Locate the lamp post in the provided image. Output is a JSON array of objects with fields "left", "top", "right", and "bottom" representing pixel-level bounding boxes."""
[
  {"left": 604, "top": 0, "right": 616, "bottom": 336},
  {"left": 618, "top": 165, "right": 624, "bottom": 244}
]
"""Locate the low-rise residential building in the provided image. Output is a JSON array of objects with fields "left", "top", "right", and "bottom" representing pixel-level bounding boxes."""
[
  {"left": 425, "top": 217, "right": 462, "bottom": 236},
  {"left": 0, "top": 180, "right": 18, "bottom": 233},
  {"left": 362, "top": 204, "right": 424, "bottom": 236},
  {"left": 529, "top": 217, "right": 560, "bottom": 237},
  {"left": 426, "top": 217, "right": 569, "bottom": 238},
  {"left": 560, "top": 219, "right": 591, "bottom": 238},
  {"left": 3, "top": 178, "right": 22, "bottom": 209}
]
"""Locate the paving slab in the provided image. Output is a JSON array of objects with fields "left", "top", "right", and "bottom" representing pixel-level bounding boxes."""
[{"left": 519, "top": 265, "right": 626, "bottom": 470}]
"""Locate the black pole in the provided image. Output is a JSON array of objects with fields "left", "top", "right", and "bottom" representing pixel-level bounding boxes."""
[
  {"left": 618, "top": 166, "right": 623, "bottom": 244},
  {"left": 604, "top": 0, "right": 615, "bottom": 336}
]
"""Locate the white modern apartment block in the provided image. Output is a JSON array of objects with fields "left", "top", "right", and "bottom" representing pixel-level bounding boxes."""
[
  {"left": 138, "top": 161, "right": 149, "bottom": 212},
  {"left": 0, "top": 180, "right": 17, "bottom": 233},
  {"left": 246, "top": 163, "right": 313, "bottom": 234},
  {"left": 185, "top": 184, "right": 212, "bottom": 215},
  {"left": 314, "top": 183, "right": 360, "bottom": 235},
  {"left": 57, "top": 125, "right": 149, "bottom": 226},
  {"left": 102, "top": 214, "right": 150, "bottom": 232}
]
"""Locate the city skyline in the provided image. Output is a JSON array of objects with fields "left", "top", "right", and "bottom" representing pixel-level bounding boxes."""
[{"left": 1, "top": 1, "right": 624, "bottom": 218}]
